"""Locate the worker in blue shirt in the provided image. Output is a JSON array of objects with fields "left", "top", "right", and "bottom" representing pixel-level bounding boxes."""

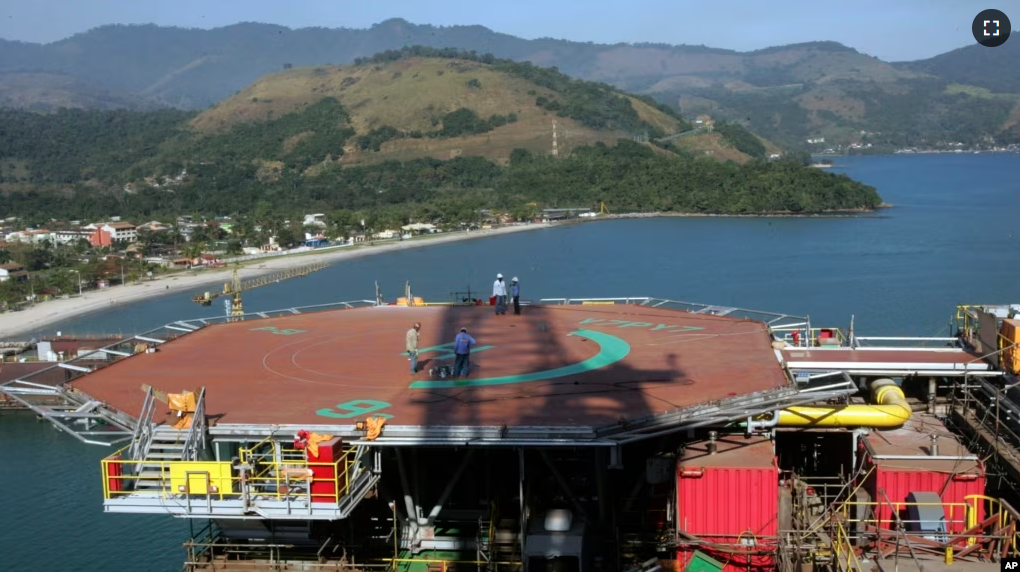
[
  {"left": 453, "top": 327, "right": 477, "bottom": 377},
  {"left": 511, "top": 277, "right": 521, "bottom": 315}
]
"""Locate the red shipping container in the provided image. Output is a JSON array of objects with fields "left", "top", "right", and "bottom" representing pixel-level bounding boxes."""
[
  {"left": 677, "top": 435, "right": 778, "bottom": 572},
  {"left": 306, "top": 438, "right": 349, "bottom": 503},
  {"left": 106, "top": 454, "right": 124, "bottom": 493},
  {"left": 859, "top": 415, "right": 986, "bottom": 535}
]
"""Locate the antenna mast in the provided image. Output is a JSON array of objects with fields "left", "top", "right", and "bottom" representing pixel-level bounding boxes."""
[{"left": 552, "top": 121, "right": 559, "bottom": 158}]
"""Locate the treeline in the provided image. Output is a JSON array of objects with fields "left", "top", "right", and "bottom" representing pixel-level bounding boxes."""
[
  {"left": 354, "top": 45, "right": 689, "bottom": 136},
  {"left": 671, "top": 77, "right": 1017, "bottom": 149},
  {"left": 714, "top": 122, "right": 767, "bottom": 159},
  {"left": 0, "top": 137, "right": 881, "bottom": 225},
  {"left": 0, "top": 107, "right": 195, "bottom": 184},
  {"left": 0, "top": 84, "right": 881, "bottom": 226},
  {"left": 354, "top": 108, "right": 521, "bottom": 150}
]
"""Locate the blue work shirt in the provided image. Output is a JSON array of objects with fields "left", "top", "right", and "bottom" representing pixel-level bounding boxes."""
[
  {"left": 454, "top": 332, "right": 476, "bottom": 355},
  {"left": 511, "top": 283, "right": 520, "bottom": 297}
]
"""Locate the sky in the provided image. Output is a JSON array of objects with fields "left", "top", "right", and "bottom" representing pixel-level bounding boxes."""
[{"left": 0, "top": 0, "right": 1007, "bottom": 61}]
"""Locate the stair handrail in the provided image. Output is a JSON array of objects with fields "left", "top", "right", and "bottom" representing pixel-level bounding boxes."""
[
  {"left": 182, "top": 387, "right": 208, "bottom": 461},
  {"left": 128, "top": 386, "right": 157, "bottom": 463}
]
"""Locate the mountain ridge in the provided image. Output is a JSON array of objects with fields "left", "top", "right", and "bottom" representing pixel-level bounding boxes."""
[{"left": 0, "top": 20, "right": 1016, "bottom": 148}]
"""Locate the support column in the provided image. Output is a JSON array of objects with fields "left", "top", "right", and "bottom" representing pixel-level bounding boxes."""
[
  {"left": 395, "top": 449, "right": 418, "bottom": 532},
  {"left": 412, "top": 449, "right": 422, "bottom": 523},
  {"left": 595, "top": 449, "right": 608, "bottom": 525},
  {"left": 519, "top": 448, "right": 527, "bottom": 572},
  {"left": 539, "top": 450, "right": 589, "bottom": 522},
  {"left": 426, "top": 450, "right": 476, "bottom": 525}
]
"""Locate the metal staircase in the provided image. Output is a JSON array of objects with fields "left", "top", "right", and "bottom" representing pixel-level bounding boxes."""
[
  {"left": 133, "top": 426, "right": 188, "bottom": 491},
  {"left": 125, "top": 386, "right": 208, "bottom": 492}
]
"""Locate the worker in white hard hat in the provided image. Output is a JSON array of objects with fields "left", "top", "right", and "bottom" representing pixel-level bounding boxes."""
[
  {"left": 492, "top": 273, "right": 507, "bottom": 315},
  {"left": 406, "top": 322, "right": 421, "bottom": 374},
  {"left": 511, "top": 277, "right": 521, "bottom": 315}
]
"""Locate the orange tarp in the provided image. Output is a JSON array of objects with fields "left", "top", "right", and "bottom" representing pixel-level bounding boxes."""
[
  {"left": 365, "top": 417, "right": 386, "bottom": 441},
  {"left": 169, "top": 390, "right": 197, "bottom": 430},
  {"left": 168, "top": 391, "right": 197, "bottom": 413},
  {"left": 306, "top": 433, "right": 334, "bottom": 458}
]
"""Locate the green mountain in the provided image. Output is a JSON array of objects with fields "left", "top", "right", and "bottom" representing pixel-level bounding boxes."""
[
  {"left": 2, "top": 21, "right": 1014, "bottom": 149},
  {"left": 0, "top": 50, "right": 881, "bottom": 225}
]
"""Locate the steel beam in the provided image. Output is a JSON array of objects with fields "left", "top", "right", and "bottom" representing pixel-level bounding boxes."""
[
  {"left": 395, "top": 449, "right": 418, "bottom": 530},
  {"left": 425, "top": 450, "right": 475, "bottom": 525},
  {"left": 539, "top": 450, "right": 588, "bottom": 522}
]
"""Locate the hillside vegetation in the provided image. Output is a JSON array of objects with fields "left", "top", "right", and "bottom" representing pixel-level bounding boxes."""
[
  {"left": 0, "top": 21, "right": 1017, "bottom": 148},
  {"left": 191, "top": 48, "right": 687, "bottom": 164},
  {"left": 0, "top": 50, "right": 881, "bottom": 226}
]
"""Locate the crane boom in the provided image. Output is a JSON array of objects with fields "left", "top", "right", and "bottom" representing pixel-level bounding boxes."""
[{"left": 191, "top": 261, "right": 331, "bottom": 317}]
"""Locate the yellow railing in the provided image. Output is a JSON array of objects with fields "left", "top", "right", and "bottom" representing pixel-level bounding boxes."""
[
  {"left": 837, "top": 499, "right": 970, "bottom": 532},
  {"left": 834, "top": 496, "right": 1020, "bottom": 556},
  {"left": 833, "top": 520, "right": 863, "bottom": 570},
  {"left": 965, "top": 495, "right": 1020, "bottom": 553},
  {"left": 101, "top": 440, "right": 357, "bottom": 504},
  {"left": 384, "top": 557, "right": 520, "bottom": 572},
  {"left": 1000, "top": 331, "right": 1020, "bottom": 374}
]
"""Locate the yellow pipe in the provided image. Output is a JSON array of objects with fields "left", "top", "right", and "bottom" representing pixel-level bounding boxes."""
[{"left": 776, "top": 378, "right": 912, "bottom": 428}]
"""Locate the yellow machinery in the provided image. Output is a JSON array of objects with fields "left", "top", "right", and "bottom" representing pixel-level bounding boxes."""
[
  {"left": 192, "top": 269, "right": 245, "bottom": 317},
  {"left": 191, "top": 262, "right": 330, "bottom": 318},
  {"left": 599, "top": 201, "right": 610, "bottom": 215},
  {"left": 747, "top": 378, "right": 912, "bottom": 429}
]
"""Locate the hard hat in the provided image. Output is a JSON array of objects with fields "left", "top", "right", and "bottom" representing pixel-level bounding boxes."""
[
  {"left": 512, "top": 277, "right": 518, "bottom": 282},
  {"left": 496, "top": 273, "right": 503, "bottom": 278}
]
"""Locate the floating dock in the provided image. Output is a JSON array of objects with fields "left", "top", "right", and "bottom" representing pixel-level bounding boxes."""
[{"left": 5, "top": 296, "right": 1020, "bottom": 572}]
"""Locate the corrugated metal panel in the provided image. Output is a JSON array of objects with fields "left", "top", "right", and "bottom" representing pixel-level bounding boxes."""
[
  {"left": 867, "top": 464, "right": 986, "bottom": 534},
  {"left": 677, "top": 465, "right": 779, "bottom": 539}
]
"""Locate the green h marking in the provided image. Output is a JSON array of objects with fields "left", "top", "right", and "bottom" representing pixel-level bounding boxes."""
[{"left": 317, "top": 399, "right": 393, "bottom": 419}]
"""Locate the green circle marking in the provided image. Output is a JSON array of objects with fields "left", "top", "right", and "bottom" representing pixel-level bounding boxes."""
[{"left": 408, "top": 329, "right": 631, "bottom": 389}]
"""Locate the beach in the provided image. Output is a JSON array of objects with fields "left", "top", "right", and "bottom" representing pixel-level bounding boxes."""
[{"left": 0, "top": 222, "right": 553, "bottom": 341}]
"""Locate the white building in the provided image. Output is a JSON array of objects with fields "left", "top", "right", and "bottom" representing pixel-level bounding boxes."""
[
  {"left": 100, "top": 222, "right": 138, "bottom": 243},
  {"left": 54, "top": 230, "right": 92, "bottom": 245},
  {"left": 303, "top": 214, "right": 327, "bottom": 228}
]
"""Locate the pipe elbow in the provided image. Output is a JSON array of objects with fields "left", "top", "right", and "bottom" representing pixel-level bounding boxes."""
[
  {"left": 745, "top": 410, "right": 781, "bottom": 433},
  {"left": 775, "top": 378, "right": 912, "bottom": 428}
]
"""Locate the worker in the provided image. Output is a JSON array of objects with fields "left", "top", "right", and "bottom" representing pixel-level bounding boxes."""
[
  {"left": 453, "top": 327, "right": 477, "bottom": 377},
  {"left": 511, "top": 277, "right": 521, "bottom": 315},
  {"left": 493, "top": 273, "right": 507, "bottom": 315},
  {"left": 406, "top": 322, "right": 421, "bottom": 374}
]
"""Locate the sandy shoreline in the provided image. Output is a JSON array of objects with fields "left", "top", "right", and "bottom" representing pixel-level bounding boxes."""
[
  {"left": 0, "top": 206, "right": 885, "bottom": 341},
  {"left": 0, "top": 222, "right": 553, "bottom": 341}
]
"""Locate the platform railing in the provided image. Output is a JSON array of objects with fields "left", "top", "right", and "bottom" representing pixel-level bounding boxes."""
[
  {"left": 537, "top": 296, "right": 810, "bottom": 330},
  {"left": 181, "top": 387, "right": 207, "bottom": 461},
  {"left": 832, "top": 496, "right": 1020, "bottom": 559},
  {"left": 383, "top": 557, "right": 521, "bottom": 572},
  {"left": 101, "top": 446, "right": 354, "bottom": 505},
  {"left": 833, "top": 520, "right": 864, "bottom": 571},
  {"left": 954, "top": 376, "right": 1020, "bottom": 450},
  {"left": 772, "top": 327, "right": 847, "bottom": 348},
  {"left": 838, "top": 499, "right": 969, "bottom": 533},
  {"left": 128, "top": 385, "right": 158, "bottom": 463}
]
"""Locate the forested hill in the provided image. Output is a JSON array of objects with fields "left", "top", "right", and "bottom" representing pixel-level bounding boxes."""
[{"left": 0, "top": 51, "right": 882, "bottom": 226}]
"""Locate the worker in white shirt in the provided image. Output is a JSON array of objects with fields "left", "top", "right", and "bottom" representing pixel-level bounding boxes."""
[
  {"left": 492, "top": 273, "right": 508, "bottom": 315},
  {"left": 406, "top": 322, "right": 421, "bottom": 374}
]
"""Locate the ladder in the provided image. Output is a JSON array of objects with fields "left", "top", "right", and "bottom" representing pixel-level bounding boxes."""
[{"left": 133, "top": 426, "right": 188, "bottom": 492}]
